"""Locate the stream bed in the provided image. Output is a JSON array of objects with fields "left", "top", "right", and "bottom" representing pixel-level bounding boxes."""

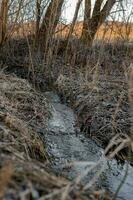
[{"left": 44, "top": 92, "right": 133, "bottom": 200}]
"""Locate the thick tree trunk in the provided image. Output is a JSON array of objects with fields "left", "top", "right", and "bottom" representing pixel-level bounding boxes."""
[
  {"left": 0, "top": 0, "right": 8, "bottom": 47},
  {"left": 38, "top": 0, "right": 64, "bottom": 51},
  {"left": 81, "top": 0, "right": 116, "bottom": 46},
  {"left": 81, "top": 20, "right": 99, "bottom": 46},
  {"left": 81, "top": 0, "right": 91, "bottom": 44}
]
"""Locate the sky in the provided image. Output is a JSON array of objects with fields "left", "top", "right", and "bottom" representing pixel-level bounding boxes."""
[
  {"left": 61, "top": 0, "right": 133, "bottom": 24},
  {"left": 62, "top": 0, "right": 84, "bottom": 23}
]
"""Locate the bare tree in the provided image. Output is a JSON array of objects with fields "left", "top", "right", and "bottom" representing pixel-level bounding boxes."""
[
  {"left": 38, "top": 0, "right": 64, "bottom": 50},
  {"left": 0, "top": 0, "right": 9, "bottom": 47},
  {"left": 81, "top": 0, "right": 117, "bottom": 46}
]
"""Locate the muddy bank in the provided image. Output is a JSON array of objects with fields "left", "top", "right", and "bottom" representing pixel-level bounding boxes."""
[
  {"left": 45, "top": 92, "right": 133, "bottom": 200},
  {"left": 0, "top": 74, "right": 76, "bottom": 200},
  {"left": 55, "top": 74, "right": 131, "bottom": 149}
]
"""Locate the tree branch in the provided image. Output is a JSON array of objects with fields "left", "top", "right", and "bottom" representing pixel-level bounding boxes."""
[
  {"left": 100, "top": 0, "right": 116, "bottom": 24},
  {"left": 92, "top": 0, "right": 104, "bottom": 18},
  {"left": 84, "top": 0, "right": 91, "bottom": 20}
]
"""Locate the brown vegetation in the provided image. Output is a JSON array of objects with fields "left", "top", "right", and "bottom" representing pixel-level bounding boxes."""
[
  {"left": 10, "top": 20, "right": 133, "bottom": 43},
  {"left": 0, "top": 72, "right": 112, "bottom": 200},
  {"left": 56, "top": 21, "right": 133, "bottom": 41},
  {"left": 0, "top": 0, "right": 133, "bottom": 199}
]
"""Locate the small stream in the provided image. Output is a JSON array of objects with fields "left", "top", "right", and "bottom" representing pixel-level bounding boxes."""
[{"left": 44, "top": 92, "right": 133, "bottom": 200}]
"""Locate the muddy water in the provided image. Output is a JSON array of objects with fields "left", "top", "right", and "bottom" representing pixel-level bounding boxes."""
[{"left": 44, "top": 92, "right": 133, "bottom": 200}]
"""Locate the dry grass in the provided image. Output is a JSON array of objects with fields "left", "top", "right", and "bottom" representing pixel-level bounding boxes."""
[
  {"left": 0, "top": 163, "right": 13, "bottom": 199},
  {"left": 0, "top": 19, "right": 133, "bottom": 198},
  {"left": 52, "top": 40, "right": 133, "bottom": 155},
  {"left": 55, "top": 71, "right": 131, "bottom": 157},
  {"left": 56, "top": 21, "right": 133, "bottom": 42},
  {"left": 9, "top": 21, "right": 133, "bottom": 42},
  {"left": 0, "top": 72, "right": 49, "bottom": 161},
  {"left": 0, "top": 72, "right": 109, "bottom": 200}
]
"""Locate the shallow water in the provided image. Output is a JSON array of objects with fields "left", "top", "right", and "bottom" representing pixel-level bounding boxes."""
[{"left": 44, "top": 92, "right": 133, "bottom": 200}]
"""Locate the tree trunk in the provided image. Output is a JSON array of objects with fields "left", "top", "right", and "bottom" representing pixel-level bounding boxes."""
[
  {"left": 0, "top": 0, "right": 8, "bottom": 47},
  {"left": 81, "top": 21, "right": 99, "bottom": 46},
  {"left": 67, "top": 0, "right": 83, "bottom": 40},
  {"left": 38, "top": 0, "right": 64, "bottom": 51},
  {"left": 81, "top": 0, "right": 116, "bottom": 46}
]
